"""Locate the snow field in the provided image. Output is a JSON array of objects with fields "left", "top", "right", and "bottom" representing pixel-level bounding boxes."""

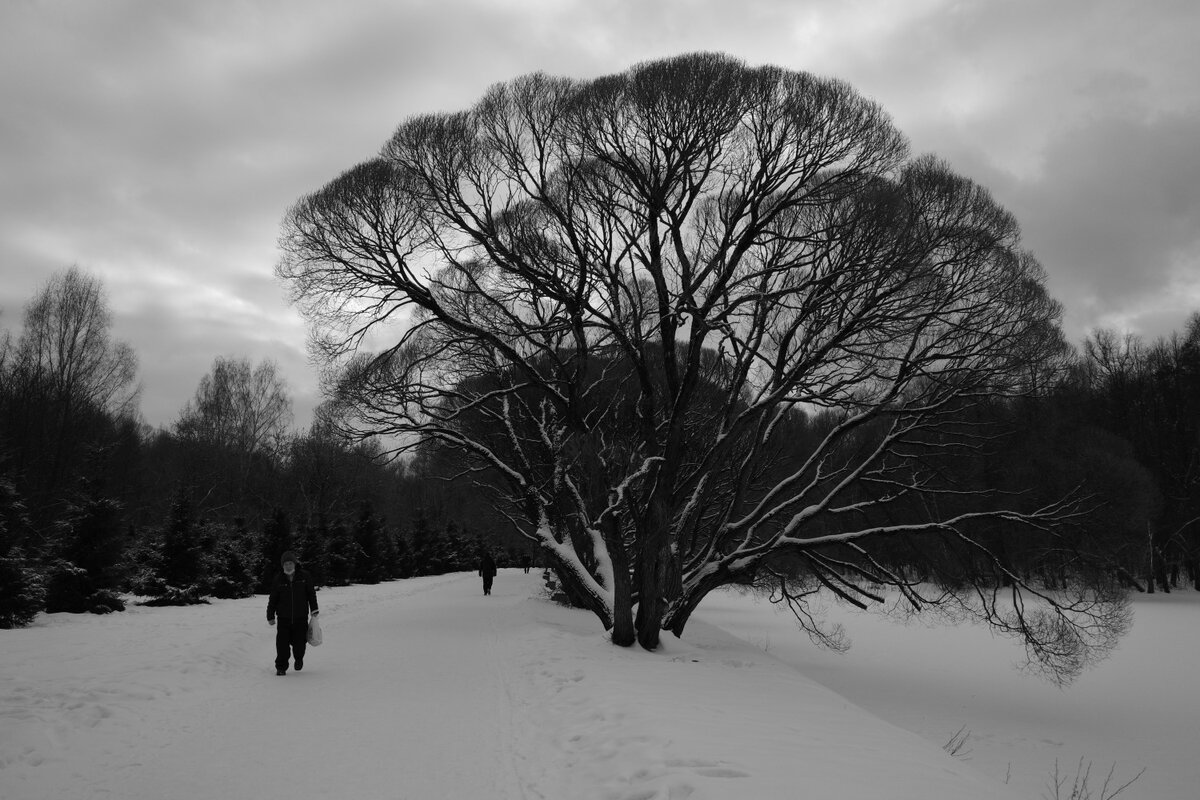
[
  {"left": 5, "top": 569, "right": 1189, "bottom": 799},
  {"left": 2, "top": 573, "right": 521, "bottom": 799},
  {"left": 695, "top": 589, "right": 1200, "bottom": 799},
  {"left": 509, "top": 593, "right": 1022, "bottom": 799}
]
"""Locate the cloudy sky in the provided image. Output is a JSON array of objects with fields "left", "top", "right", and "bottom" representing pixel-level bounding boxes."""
[{"left": 2, "top": 0, "right": 1198, "bottom": 429}]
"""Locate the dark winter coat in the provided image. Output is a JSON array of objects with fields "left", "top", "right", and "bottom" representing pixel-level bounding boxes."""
[
  {"left": 266, "top": 569, "right": 318, "bottom": 622},
  {"left": 479, "top": 554, "right": 497, "bottom": 578}
]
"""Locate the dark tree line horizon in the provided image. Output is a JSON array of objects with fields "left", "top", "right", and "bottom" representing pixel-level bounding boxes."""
[{"left": 0, "top": 268, "right": 533, "bottom": 628}]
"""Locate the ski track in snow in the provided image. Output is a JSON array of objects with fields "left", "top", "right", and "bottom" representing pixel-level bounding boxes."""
[{"left": 4, "top": 570, "right": 1042, "bottom": 799}]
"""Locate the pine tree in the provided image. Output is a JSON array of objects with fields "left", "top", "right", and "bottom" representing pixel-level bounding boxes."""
[
  {"left": 321, "top": 519, "right": 356, "bottom": 586},
  {"left": 0, "top": 473, "right": 31, "bottom": 559},
  {"left": 352, "top": 502, "right": 384, "bottom": 583},
  {"left": 58, "top": 493, "right": 127, "bottom": 592},
  {"left": 407, "top": 512, "right": 435, "bottom": 576},
  {"left": 0, "top": 475, "right": 45, "bottom": 627},
  {"left": 0, "top": 553, "right": 45, "bottom": 627},
  {"left": 256, "top": 508, "right": 293, "bottom": 593},
  {"left": 160, "top": 490, "right": 203, "bottom": 589},
  {"left": 204, "top": 520, "right": 258, "bottom": 599},
  {"left": 295, "top": 518, "right": 329, "bottom": 588}
]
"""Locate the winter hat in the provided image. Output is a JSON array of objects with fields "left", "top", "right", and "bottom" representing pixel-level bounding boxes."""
[{"left": 280, "top": 550, "right": 298, "bottom": 566}]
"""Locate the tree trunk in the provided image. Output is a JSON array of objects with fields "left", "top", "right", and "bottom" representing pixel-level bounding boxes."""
[
  {"left": 1155, "top": 559, "right": 1171, "bottom": 593},
  {"left": 663, "top": 567, "right": 729, "bottom": 638},
  {"left": 551, "top": 558, "right": 614, "bottom": 631},
  {"left": 1146, "top": 522, "right": 1155, "bottom": 595},
  {"left": 631, "top": 463, "right": 675, "bottom": 650},
  {"left": 606, "top": 528, "right": 635, "bottom": 647},
  {"left": 634, "top": 537, "right": 666, "bottom": 650}
]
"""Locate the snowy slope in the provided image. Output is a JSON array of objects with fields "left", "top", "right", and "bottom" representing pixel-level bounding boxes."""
[
  {"left": 698, "top": 588, "right": 1198, "bottom": 800},
  {"left": 5, "top": 571, "right": 1025, "bottom": 799}
]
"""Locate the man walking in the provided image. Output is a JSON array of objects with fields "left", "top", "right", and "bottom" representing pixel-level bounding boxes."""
[
  {"left": 479, "top": 550, "right": 497, "bottom": 596},
  {"left": 267, "top": 550, "right": 319, "bottom": 675}
]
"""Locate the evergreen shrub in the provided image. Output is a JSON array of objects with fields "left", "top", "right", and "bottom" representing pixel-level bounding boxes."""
[
  {"left": 0, "top": 554, "right": 46, "bottom": 628},
  {"left": 43, "top": 560, "right": 91, "bottom": 613},
  {"left": 140, "top": 584, "right": 209, "bottom": 606}
]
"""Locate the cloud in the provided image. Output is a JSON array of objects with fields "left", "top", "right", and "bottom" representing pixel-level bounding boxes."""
[
  {"left": 1013, "top": 112, "right": 1200, "bottom": 335},
  {"left": 2, "top": 0, "right": 1198, "bottom": 427}
]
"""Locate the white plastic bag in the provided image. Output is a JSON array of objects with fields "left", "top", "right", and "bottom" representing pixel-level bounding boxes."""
[{"left": 307, "top": 614, "right": 323, "bottom": 646}]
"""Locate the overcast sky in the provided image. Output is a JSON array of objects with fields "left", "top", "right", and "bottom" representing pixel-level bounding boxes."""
[{"left": 2, "top": 0, "right": 1198, "bottom": 429}]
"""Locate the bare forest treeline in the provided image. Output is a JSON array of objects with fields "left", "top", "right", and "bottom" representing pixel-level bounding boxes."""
[
  {"left": 0, "top": 270, "right": 527, "bottom": 627},
  {"left": 1, "top": 268, "right": 1196, "bottom": 630}
]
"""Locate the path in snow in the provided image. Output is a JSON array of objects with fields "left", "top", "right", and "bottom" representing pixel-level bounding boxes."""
[{"left": 3, "top": 573, "right": 538, "bottom": 800}]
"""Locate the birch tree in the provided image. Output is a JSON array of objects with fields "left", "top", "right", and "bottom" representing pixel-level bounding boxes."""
[
  {"left": 175, "top": 356, "right": 292, "bottom": 461},
  {"left": 174, "top": 357, "right": 293, "bottom": 511},
  {"left": 278, "top": 53, "right": 1125, "bottom": 680},
  {"left": 14, "top": 267, "right": 138, "bottom": 416}
]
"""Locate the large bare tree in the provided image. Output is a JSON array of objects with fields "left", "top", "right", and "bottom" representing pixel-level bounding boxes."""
[{"left": 279, "top": 53, "right": 1124, "bottom": 680}]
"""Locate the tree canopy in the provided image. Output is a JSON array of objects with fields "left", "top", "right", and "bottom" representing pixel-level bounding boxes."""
[{"left": 278, "top": 52, "right": 1123, "bottom": 681}]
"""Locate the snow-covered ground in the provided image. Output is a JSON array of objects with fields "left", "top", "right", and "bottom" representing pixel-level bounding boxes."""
[
  {"left": 696, "top": 587, "right": 1198, "bottom": 800},
  {"left": 1, "top": 570, "right": 1191, "bottom": 799}
]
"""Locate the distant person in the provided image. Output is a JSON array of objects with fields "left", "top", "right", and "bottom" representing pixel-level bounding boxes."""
[
  {"left": 267, "top": 550, "right": 319, "bottom": 676},
  {"left": 521, "top": 553, "right": 532, "bottom": 574},
  {"left": 479, "top": 551, "right": 497, "bottom": 596}
]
